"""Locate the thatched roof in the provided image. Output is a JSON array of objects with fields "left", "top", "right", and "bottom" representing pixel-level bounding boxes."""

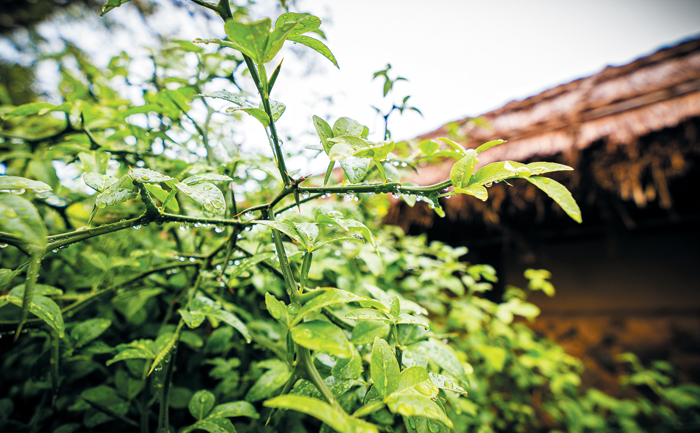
[{"left": 386, "top": 36, "right": 700, "bottom": 232}]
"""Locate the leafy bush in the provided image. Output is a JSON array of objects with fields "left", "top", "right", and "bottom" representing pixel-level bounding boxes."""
[{"left": 0, "top": 1, "right": 698, "bottom": 432}]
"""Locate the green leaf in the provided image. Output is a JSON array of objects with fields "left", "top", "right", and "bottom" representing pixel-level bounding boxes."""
[
  {"left": 174, "top": 182, "right": 226, "bottom": 215},
  {"left": 189, "top": 390, "right": 216, "bottom": 420},
  {"left": 437, "top": 137, "right": 466, "bottom": 156},
  {"left": 475, "top": 139, "right": 506, "bottom": 153},
  {"left": 345, "top": 309, "right": 392, "bottom": 323},
  {"left": 332, "top": 344, "right": 364, "bottom": 380},
  {"left": 287, "top": 35, "right": 339, "bottom": 68},
  {"left": 328, "top": 136, "right": 368, "bottom": 161},
  {"left": 264, "top": 20, "right": 299, "bottom": 62},
  {"left": 391, "top": 366, "right": 438, "bottom": 399},
  {"left": 208, "top": 401, "right": 259, "bottom": 419},
  {"left": 525, "top": 161, "right": 573, "bottom": 176},
  {"left": 263, "top": 395, "right": 378, "bottom": 433},
  {"left": 266, "top": 99, "right": 286, "bottom": 121},
  {"left": 371, "top": 337, "right": 400, "bottom": 398},
  {"left": 276, "top": 13, "right": 321, "bottom": 37},
  {"left": 0, "top": 194, "right": 48, "bottom": 247},
  {"left": 100, "top": 0, "right": 131, "bottom": 16},
  {"left": 292, "top": 288, "right": 386, "bottom": 326},
  {"left": 226, "top": 106, "right": 270, "bottom": 127},
  {"left": 129, "top": 167, "right": 174, "bottom": 183},
  {"left": 207, "top": 309, "right": 252, "bottom": 343},
  {"left": 352, "top": 321, "right": 390, "bottom": 345},
  {"left": 468, "top": 161, "right": 526, "bottom": 187},
  {"left": 184, "top": 418, "right": 235, "bottom": 433},
  {"left": 384, "top": 394, "right": 453, "bottom": 428},
  {"left": 525, "top": 176, "right": 582, "bottom": 223},
  {"left": 333, "top": 118, "right": 365, "bottom": 138},
  {"left": 0, "top": 176, "right": 52, "bottom": 193},
  {"left": 254, "top": 220, "right": 305, "bottom": 246},
  {"left": 2, "top": 102, "right": 71, "bottom": 120},
  {"left": 354, "top": 141, "right": 395, "bottom": 160},
  {"left": 95, "top": 174, "right": 138, "bottom": 208},
  {"left": 71, "top": 318, "right": 112, "bottom": 348},
  {"left": 227, "top": 252, "right": 275, "bottom": 278},
  {"left": 312, "top": 115, "right": 334, "bottom": 153},
  {"left": 84, "top": 173, "right": 118, "bottom": 193},
  {"left": 79, "top": 151, "right": 110, "bottom": 174},
  {"left": 265, "top": 293, "right": 290, "bottom": 327},
  {"left": 396, "top": 314, "right": 430, "bottom": 329},
  {"left": 245, "top": 360, "right": 290, "bottom": 402},
  {"left": 291, "top": 320, "right": 352, "bottom": 358},
  {"left": 224, "top": 18, "right": 271, "bottom": 64},
  {"left": 198, "top": 91, "right": 248, "bottom": 106},
  {"left": 417, "top": 339, "right": 467, "bottom": 384},
  {"left": 182, "top": 173, "right": 234, "bottom": 185},
  {"left": 419, "top": 140, "right": 439, "bottom": 157},
  {"left": 106, "top": 339, "right": 155, "bottom": 366},
  {"left": 429, "top": 372, "right": 468, "bottom": 395},
  {"left": 144, "top": 184, "right": 179, "bottom": 212},
  {"left": 7, "top": 284, "right": 64, "bottom": 337},
  {"left": 340, "top": 158, "right": 371, "bottom": 184},
  {"left": 454, "top": 184, "right": 488, "bottom": 201},
  {"left": 449, "top": 149, "right": 477, "bottom": 188}
]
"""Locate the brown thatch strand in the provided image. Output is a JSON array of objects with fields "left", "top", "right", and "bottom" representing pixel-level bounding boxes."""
[{"left": 388, "top": 37, "right": 700, "bottom": 230}]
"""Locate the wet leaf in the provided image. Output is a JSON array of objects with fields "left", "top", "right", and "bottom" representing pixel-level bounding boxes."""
[
  {"left": 352, "top": 321, "right": 390, "bottom": 345},
  {"left": 175, "top": 182, "right": 226, "bottom": 215},
  {"left": 245, "top": 360, "right": 290, "bottom": 402},
  {"left": 429, "top": 372, "right": 468, "bottom": 395},
  {"left": 291, "top": 320, "right": 352, "bottom": 358},
  {"left": 129, "top": 167, "right": 174, "bottom": 183},
  {"left": 71, "top": 318, "right": 112, "bottom": 348},
  {"left": 371, "top": 337, "right": 399, "bottom": 398},
  {"left": 391, "top": 366, "right": 438, "bottom": 399},
  {"left": 7, "top": 284, "right": 64, "bottom": 337},
  {"left": 292, "top": 288, "right": 385, "bottom": 326},
  {"left": 449, "top": 149, "right": 477, "bottom": 188},
  {"left": 208, "top": 401, "right": 259, "bottom": 419},
  {"left": 224, "top": 18, "right": 271, "bottom": 64},
  {"left": 384, "top": 394, "right": 453, "bottom": 428},
  {"left": 416, "top": 339, "right": 467, "bottom": 384},
  {"left": 263, "top": 395, "right": 378, "bottom": 433},
  {"left": 0, "top": 176, "right": 52, "bottom": 193},
  {"left": 95, "top": 174, "right": 138, "bottom": 208},
  {"left": 83, "top": 173, "right": 118, "bottom": 193},
  {"left": 475, "top": 139, "right": 506, "bottom": 153},
  {"left": 0, "top": 194, "right": 47, "bottom": 247},
  {"left": 312, "top": 115, "right": 334, "bottom": 153},
  {"left": 189, "top": 390, "right": 216, "bottom": 420},
  {"left": 265, "top": 293, "right": 290, "bottom": 327},
  {"left": 288, "top": 35, "right": 338, "bottom": 67},
  {"left": 340, "top": 157, "right": 371, "bottom": 184},
  {"left": 525, "top": 176, "right": 582, "bottom": 223}
]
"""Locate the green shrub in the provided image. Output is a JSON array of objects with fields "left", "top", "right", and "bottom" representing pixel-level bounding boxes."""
[{"left": 0, "top": 1, "right": 697, "bottom": 432}]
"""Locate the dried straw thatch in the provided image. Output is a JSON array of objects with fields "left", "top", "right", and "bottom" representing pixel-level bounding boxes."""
[{"left": 386, "top": 37, "right": 700, "bottom": 231}]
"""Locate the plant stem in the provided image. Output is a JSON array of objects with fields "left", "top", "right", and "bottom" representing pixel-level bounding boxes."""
[
  {"left": 243, "top": 55, "right": 291, "bottom": 186},
  {"left": 157, "top": 343, "right": 179, "bottom": 433},
  {"left": 267, "top": 210, "right": 298, "bottom": 300},
  {"left": 299, "top": 347, "right": 336, "bottom": 407}
]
